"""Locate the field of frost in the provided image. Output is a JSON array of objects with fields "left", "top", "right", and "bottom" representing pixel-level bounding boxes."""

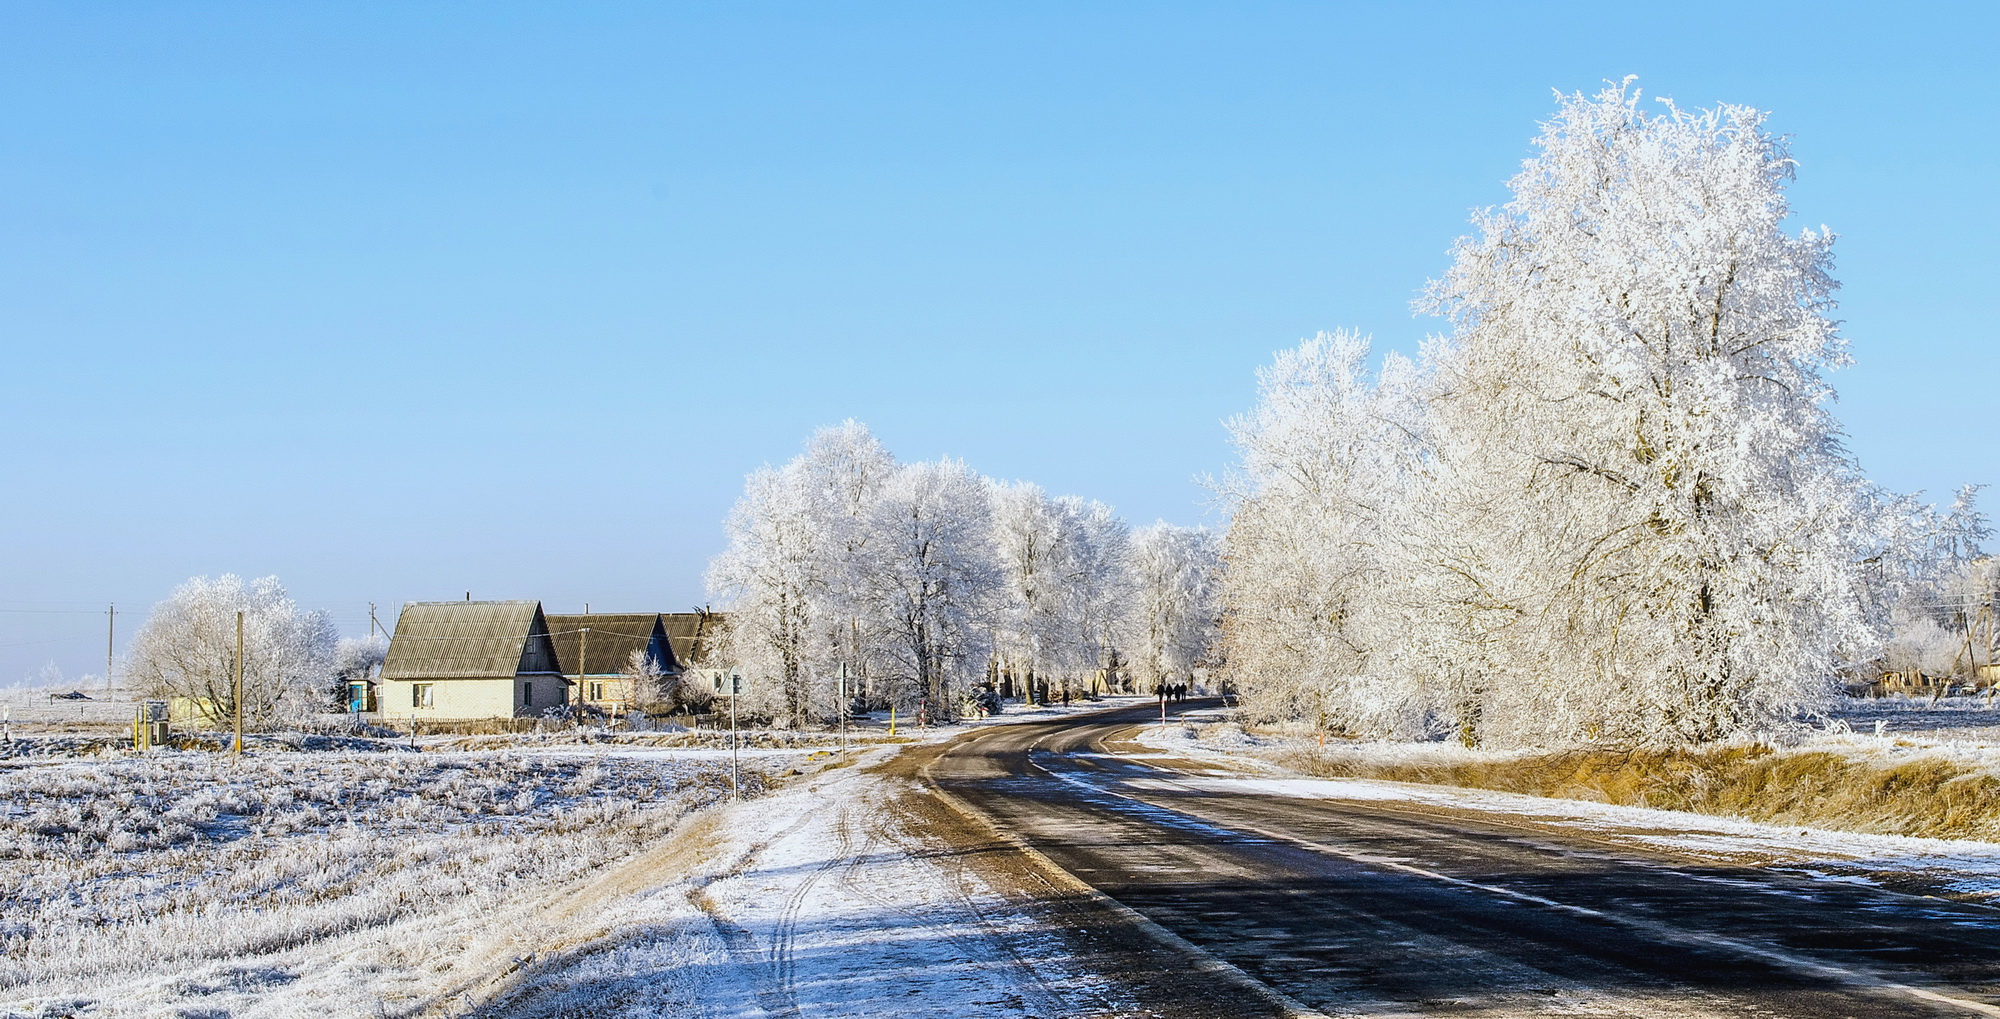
[{"left": 0, "top": 744, "right": 767, "bottom": 1017}]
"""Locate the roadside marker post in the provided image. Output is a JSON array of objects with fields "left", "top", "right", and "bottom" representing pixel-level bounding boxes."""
[
  {"left": 728, "top": 670, "right": 743, "bottom": 801},
  {"left": 837, "top": 662, "right": 849, "bottom": 760}
]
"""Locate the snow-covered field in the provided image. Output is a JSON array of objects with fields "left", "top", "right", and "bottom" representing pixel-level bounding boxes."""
[{"left": 0, "top": 743, "right": 765, "bottom": 1017}]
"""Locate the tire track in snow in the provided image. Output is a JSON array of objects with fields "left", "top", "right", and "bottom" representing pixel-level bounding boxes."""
[
  {"left": 763, "top": 800, "right": 856, "bottom": 1015},
  {"left": 866, "top": 787, "right": 1079, "bottom": 1016}
]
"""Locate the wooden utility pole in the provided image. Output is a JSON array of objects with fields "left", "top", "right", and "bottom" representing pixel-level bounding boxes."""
[
  {"left": 575, "top": 627, "right": 590, "bottom": 725},
  {"left": 105, "top": 604, "right": 115, "bottom": 697},
  {"left": 233, "top": 610, "right": 245, "bottom": 755}
]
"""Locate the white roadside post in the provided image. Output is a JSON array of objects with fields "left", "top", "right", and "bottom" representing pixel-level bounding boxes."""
[
  {"left": 728, "top": 669, "right": 743, "bottom": 801},
  {"left": 837, "top": 662, "right": 849, "bottom": 760}
]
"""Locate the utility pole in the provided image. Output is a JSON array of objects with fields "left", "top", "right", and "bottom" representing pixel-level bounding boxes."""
[
  {"left": 838, "top": 661, "right": 848, "bottom": 760},
  {"left": 575, "top": 627, "right": 590, "bottom": 726},
  {"left": 368, "top": 602, "right": 380, "bottom": 638},
  {"left": 105, "top": 604, "right": 115, "bottom": 697},
  {"left": 233, "top": 610, "right": 245, "bottom": 756}
]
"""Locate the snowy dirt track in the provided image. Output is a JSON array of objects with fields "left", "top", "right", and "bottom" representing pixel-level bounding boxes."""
[{"left": 473, "top": 744, "right": 1135, "bottom": 1019}]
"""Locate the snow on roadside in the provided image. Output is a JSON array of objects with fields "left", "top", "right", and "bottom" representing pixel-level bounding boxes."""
[
  {"left": 479, "top": 743, "right": 1129, "bottom": 1018},
  {"left": 1137, "top": 720, "right": 2000, "bottom": 903}
]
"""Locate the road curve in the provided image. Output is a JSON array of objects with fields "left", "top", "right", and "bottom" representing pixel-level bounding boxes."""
[{"left": 923, "top": 700, "right": 2000, "bottom": 1018}]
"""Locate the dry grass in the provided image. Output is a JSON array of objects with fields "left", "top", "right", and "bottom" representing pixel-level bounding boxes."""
[{"left": 1271, "top": 740, "right": 2000, "bottom": 841}]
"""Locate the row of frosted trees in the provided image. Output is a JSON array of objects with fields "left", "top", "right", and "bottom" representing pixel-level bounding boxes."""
[
  {"left": 706, "top": 422, "right": 1221, "bottom": 727},
  {"left": 1219, "top": 82, "right": 1986, "bottom": 748}
]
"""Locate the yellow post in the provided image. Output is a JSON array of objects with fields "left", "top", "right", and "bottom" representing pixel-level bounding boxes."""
[{"left": 889, "top": 704, "right": 897, "bottom": 737}]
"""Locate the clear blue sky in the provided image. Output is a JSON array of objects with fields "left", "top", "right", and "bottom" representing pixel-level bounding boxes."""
[{"left": 3, "top": 2, "right": 1994, "bottom": 683}]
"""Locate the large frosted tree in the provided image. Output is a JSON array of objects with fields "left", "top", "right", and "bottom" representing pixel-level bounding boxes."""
[{"left": 1420, "top": 81, "right": 1875, "bottom": 743}]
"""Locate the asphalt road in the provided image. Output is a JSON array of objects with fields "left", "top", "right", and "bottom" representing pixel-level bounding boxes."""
[{"left": 924, "top": 700, "right": 2000, "bottom": 1018}]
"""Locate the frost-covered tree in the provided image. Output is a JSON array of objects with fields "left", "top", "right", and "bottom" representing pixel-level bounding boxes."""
[
  {"left": 1220, "top": 331, "right": 1433, "bottom": 734},
  {"left": 794, "top": 421, "right": 897, "bottom": 711},
  {"left": 127, "top": 575, "right": 339, "bottom": 727},
  {"left": 1882, "top": 611, "right": 1960, "bottom": 684},
  {"left": 853, "top": 459, "right": 999, "bottom": 719},
  {"left": 705, "top": 422, "right": 898, "bottom": 726},
  {"left": 1416, "top": 80, "right": 1881, "bottom": 743},
  {"left": 619, "top": 647, "right": 671, "bottom": 712},
  {"left": 711, "top": 422, "right": 1153, "bottom": 723},
  {"left": 1123, "top": 523, "right": 1223, "bottom": 694},
  {"left": 1218, "top": 82, "right": 1985, "bottom": 746},
  {"left": 1054, "top": 496, "right": 1134, "bottom": 694},
  {"left": 990, "top": 481, "right": 1070, "bottom": 699},
  {"left": 990, "top": 483, "right": 1134, "bottom": 698},
  {"left": 705, "top": 464, "right": 822, "bottom": 725}
]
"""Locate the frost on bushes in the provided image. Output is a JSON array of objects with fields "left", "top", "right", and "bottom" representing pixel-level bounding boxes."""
[
  {"left": 0, "top": 751, "right": 740, "bottom": 994},
  {"left": 1219, "top": 81, "right": 1987, "bottom": 748}
]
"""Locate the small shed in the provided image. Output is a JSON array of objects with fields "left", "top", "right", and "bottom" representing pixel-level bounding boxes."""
[
  {"left": 380, "top": 601, "right": 568, "bottom": 722},
  {"left": 544, "top": 613, "right": 675, "bottom": 711}
]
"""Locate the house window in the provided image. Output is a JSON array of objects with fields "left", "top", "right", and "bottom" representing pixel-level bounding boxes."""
[
  {"left": 589, "top": 681, "right": 605, "bottom": 701},
  {"left": 522, "top": 682, "right": 533, "bottom": 706},
  {"left": 412, "top": 683, "right": 434, "bottom": 708}
]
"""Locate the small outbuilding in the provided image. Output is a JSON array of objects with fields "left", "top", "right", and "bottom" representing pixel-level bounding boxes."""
[{"left": 379, "top": 601, "right": 568, "bottom": 723}]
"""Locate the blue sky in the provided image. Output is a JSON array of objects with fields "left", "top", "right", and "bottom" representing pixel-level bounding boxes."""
[{"left": 2, "top": 2, "right": 1994, "bottom": 682}]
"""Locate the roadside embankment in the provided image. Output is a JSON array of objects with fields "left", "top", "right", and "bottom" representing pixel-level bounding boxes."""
[{"left": 1152, "top": 701, "right": 2000, "bottom": 843}]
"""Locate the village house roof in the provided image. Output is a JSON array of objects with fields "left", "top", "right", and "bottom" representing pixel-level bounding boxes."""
[
  {"left": 543, "top": 613, "right": 673, "bottom": 677},
  {"left": 662, "top": 611, "right": 726, "bottom": 671},
  {"left": 381, "top": 601, "right": 563, "bottom": 681}
]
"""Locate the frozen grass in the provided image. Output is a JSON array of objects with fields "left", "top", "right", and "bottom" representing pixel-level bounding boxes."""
[
  {"left": 0, "top": 746, "right": 770, "bottom": 1016},
  {"left": 1154, "top": 700, "right": 2000, "bottom": 842}
]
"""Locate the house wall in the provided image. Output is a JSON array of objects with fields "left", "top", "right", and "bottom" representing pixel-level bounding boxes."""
[
  {"left": 578, "top": 673, "right": 632, "bottom": 712},
  {"left": 380, "top": 672, "right": 567, "bottom": 722}
]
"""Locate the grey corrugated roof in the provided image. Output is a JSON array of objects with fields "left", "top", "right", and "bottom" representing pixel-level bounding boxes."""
[
  {"left": 382, "top": 601, "right": 548, "bottom": 681},
  {"left": 544, "top": 613, "right": 668, "bottom": 676},
  {"left": 662, "top": 612, "right": 726, "bottom": 669}
]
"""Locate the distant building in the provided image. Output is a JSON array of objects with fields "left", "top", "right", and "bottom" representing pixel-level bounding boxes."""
[
  {"left": 379, "top": 601, "right": 568, "bottom": 723},
  {"left": 663, "top": 611, "right": 731, "bottom": 696},
  {"left": 544, "top": 613, "right": 676, "bottom": 713}
]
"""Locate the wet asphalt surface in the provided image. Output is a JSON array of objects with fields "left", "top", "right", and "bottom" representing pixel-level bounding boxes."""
[{"left": 928, "top": 700, "right": 2000, "bottom": 1018}]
